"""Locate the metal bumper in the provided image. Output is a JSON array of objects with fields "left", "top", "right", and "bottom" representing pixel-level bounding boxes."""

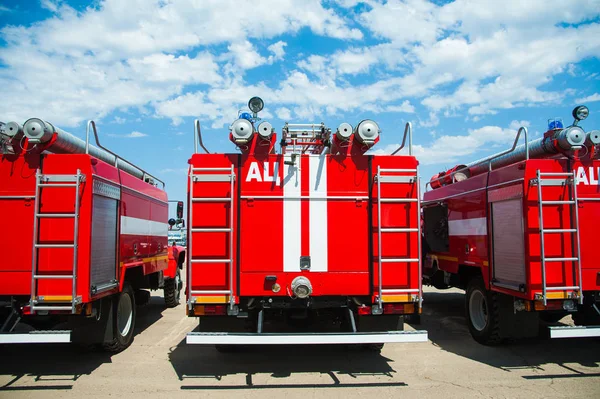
[
  {"left": 0, "top": 330, "right": 71, "bottom": 344},
  {"left": 549, "top": 326, "right": 600, "bottom": 338},
  {"left": 186, "top": 330, "right": 428, "bottom": 345}
]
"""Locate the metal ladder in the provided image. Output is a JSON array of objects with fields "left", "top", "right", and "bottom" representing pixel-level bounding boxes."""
[
  {"left": 534, "top": 170, "right": 583, "bottom": 306},
  {"left": 30, "top": 170, "right": 84, "bottom": 314},
  {"left": 187, "top": 165, "right": 237, "bottom": 312},
  {"left": 374, "top": 165, "right": 423, "bottom": 314}
]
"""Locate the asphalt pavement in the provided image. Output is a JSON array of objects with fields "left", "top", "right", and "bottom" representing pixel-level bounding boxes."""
[{"left": 1, "top": 287, "right": 599, "bottom": 398}]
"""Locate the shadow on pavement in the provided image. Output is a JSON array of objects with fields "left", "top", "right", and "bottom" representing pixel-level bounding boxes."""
[
  {"left": 419, "top": 289, "right": 600, "bottom": 378},
  {"left": 0, "top": 295, "right": 166, "bottom": 392},
  {"left": 169, "top": 338, "right": 405, "bottom": 390}
]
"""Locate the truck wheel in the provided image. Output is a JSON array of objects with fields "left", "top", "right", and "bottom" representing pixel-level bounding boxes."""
[
  {"left": 466, "top": 277, "right": 502, "bottom": 345},
  {"left": 164, "top": 268, "right": 182, "bottom": 308},
  {"left": 103, "top": 283, "right": 136, "bottom": 353}
]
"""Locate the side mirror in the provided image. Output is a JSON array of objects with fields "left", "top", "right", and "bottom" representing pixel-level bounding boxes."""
[{"left": 177, "top": 201, "right": 184, "bottom": 219}]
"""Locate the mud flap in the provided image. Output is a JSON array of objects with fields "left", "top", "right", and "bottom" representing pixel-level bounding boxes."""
[
  {"left": 70, "top": 296, "right": 115, "bottom": 345},
  {"left": 497, "top": 294, "right": 539, "bottom": 339}
]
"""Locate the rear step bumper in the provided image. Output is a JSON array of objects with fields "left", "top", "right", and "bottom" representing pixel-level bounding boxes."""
[
  {"left": 0, "top": 330, "right": 71, "bottom": 344},
  {"left": 549, "top": 326, "right": 600, "bottom": 338},
  {"left": 187, "top": 330, "right": 428, "bottom": 345}
]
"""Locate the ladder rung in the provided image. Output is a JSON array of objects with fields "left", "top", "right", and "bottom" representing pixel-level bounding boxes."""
[
  {"left": 380, "top": 228, "right": 418, "bottom": 233},
  {"left": 377, "top": 176, "right": 415, "bottom": 184},
  {"left": 381, "top": 258, "right": 419, "bottom": 263},
  {"left": 39, "top": 175, "right": 82, "bottom": 182},
  {"left": 191, "top": 259, "right": 232, "bottom": 264},
  {"left": 36, "top": 213, "right": 76, "bottom": 218},
  {"left": 379, "top": 198, "right": 418, "bottom": 203},
  {"left": 539, "top": 172, "right": 574, "bottom": 177},
  {"left": 191, "top": 228, "right": 232, "bottom": 233},
  {"left": 545, "top": 257, "right": 578, "bottom": 262},
  {"left": 379, "top": 168, "right": 417, "bottom": 173},
  {"left": 192, "top": 174, "right": 234, "bottom": 182},
  {"left": 192, "top": 198, "right": 232, "bottom": 202},
  {"left": 38, "top": 183, "right": 78, "bottom": 187},
  {"left": 190, "top": 290, "right": 231, "bottom": 295},
  {"left": 381, "top": 289, "right": 420, "bottom": 293},
  {"left": 545, "top": 286, "right": 580, "bottom": 291},
  {"left": 31, "top": 306, "right": 73, "bottom": 311},
  {"left": 34, "top": 275, "right": 73, "bottom": 279},
  {"left": 542, "top": 228, "right": 577, "bottom": 233},
  {"left": 35, "top": 244, "right": 75, "bottom": 248},
  {"left": 191, "top": 167, "right": 233, "bottom": 172},
  {"left": 541, "top": 200, "right": 575, "bottom": 205}
]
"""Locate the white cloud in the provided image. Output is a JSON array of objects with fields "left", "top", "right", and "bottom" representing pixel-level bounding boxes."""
[
  {"left": 108, "top": 131, "right": 148, "bottom": 138},
  {"left": 276, "top": 107, "right": 292, "bottom": 120},
  {"left": 0, "top": 0, "right": 361, "bottom": 127},
  {"left": 267, "top": 41, "right": 287, "bottom": 62},
  {"left": 385, "top": 100, "right": 415, "bottom": 113},
  {"left": 227, "top": 41, "right": 267, "bottom": 70},
  {"left": 576, "top": 93, "right": 600, "bottom": 103},
  {"left": 127, "top": 53, "right": 221, "bottom": 84}
]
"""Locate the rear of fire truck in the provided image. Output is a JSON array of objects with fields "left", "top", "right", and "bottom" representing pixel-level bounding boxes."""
[
  {"left": 0, "top": 119, "right": 182, "bottom": 351},
  {"left": 422, "top": 106, "right": 600, "bottom": 344},
  {"left": 185, "top": 97, "right": 427, "bottom": 348}
]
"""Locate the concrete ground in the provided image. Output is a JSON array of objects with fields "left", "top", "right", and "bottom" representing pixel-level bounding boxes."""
[{"left": 0, "top": 287, "right": 598, "bottom": 398}]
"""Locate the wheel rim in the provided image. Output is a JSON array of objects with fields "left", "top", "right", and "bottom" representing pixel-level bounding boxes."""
[
  {"left": 117, "top": 292, "right": 133, "bottom": 337},
  {"left": 469, "top": 289, "right": 488, "bottom": 332}
]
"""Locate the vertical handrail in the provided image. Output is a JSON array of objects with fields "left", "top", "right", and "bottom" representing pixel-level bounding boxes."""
[
  {"left": 71, "top": 169, "right": 81, "bottom": 313},
  {"left": 417, "top": 174, "right": 423, "bottom": 310},
  {"left": 536, "top": 169, "right": 548, "bottom": 306},
  {"left": 228, "top": 164, "right": 235, "bottom": 311},
  {"left": 29, "top": 170, "right": 41, "bottom": 314},
  {"left": 376, "top": 165, "right": 383, "bottom": 310},
  {"left": 194, "top": 119, "right": 210, "bottom": 154},
  {"left": 187, "top": 171, "right": 194, "bottom": 310},
  {"left": 391, "top": 122, "right": 413, "bottom": 156},
  {"left": 571, "top": 174, "right": 584, "bottom": 305}
]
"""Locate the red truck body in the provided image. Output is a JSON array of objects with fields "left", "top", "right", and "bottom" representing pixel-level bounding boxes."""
[
  {"left": 422, "top": 110, "right": 600, "bottom": 343},
  {"left": 0, "top": 120, "right": 181, "bottom": 350},
  {"left": 185, "top": 102, "right": 427, "bottom": 346}
]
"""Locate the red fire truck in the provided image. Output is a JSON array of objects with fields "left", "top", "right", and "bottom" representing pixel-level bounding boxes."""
[
  {"left": 0, "top": 119, "right": 182, "bottom": 351},
  {"left": 185, "top": 97, "right": 427, "bottom": 348},
  {"left": 422, "top": 106, "right": 600, "bottom": 344}
]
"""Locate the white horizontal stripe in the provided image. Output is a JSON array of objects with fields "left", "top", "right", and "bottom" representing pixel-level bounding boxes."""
[
  {"left": 120, "top": 216, "right": 168, "bottom": 237},
  {"left": 448, "top": 217, "right": 487, "bottom": 236}
]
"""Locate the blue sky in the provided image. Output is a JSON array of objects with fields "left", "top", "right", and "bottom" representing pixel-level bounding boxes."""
[{"left": 1, "top": 0, "right": 599, "bottom": 217}]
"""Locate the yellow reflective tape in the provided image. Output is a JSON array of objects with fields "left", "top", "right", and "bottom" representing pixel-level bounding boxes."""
[
  {"left": 193, "top": 296, "right": 229, "bottom": 304},
  {"left": 381, "top": 294, "right": 415, "bottom": 303},
  {"left": 542, "top": 291, "right": 577, "bottom": 300},
  {"left": 36, "top": 295, "right": 72, "bottom": 302},
  {"left": 436, "top": 255, "right": 458, "bottom": 262}
]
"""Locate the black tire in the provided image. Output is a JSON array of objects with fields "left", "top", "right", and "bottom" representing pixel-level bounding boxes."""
[
  {"left": 465, "top": 277, "right": 502, "bottom": 345},
  {"left": 102, "top": 283, "right": 136, "bottom": 353},
  {"left": 164, "top": 268, "right": 182, "bottom": 308}
]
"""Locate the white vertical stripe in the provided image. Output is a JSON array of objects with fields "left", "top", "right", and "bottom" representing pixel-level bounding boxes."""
[
  {"left": 283, "top": 155, "right": 301, "bottom": 271},
  {"left": 310, "top": 154, "right": 328, "bottom": 272}
]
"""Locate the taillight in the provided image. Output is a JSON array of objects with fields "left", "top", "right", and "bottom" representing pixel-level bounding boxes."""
[
  {"left": 193, "top": 305, "right": 226, "bottom": 316},
  {"left": 357, "top": 305, "right": 371, "bottom": 315}
]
